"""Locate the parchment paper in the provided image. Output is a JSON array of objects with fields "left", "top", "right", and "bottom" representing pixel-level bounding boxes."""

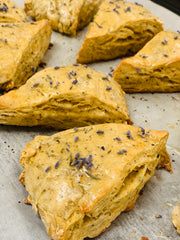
[{"left": 0, "top": 0, "right": 180, "bottom": 240}]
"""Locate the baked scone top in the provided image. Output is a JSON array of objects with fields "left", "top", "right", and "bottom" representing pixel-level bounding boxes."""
[
  {"left": 19, "top": 123, "right": 171, "bottom": 239},
  {"left": 20, "top": 123, "right": 171, "bottom": 209},
  {"left": 0, "top": 0, "right": 27, "bottom": 23},
  {"left": 84, "top": 0, "right": 163, "bottom": 38},
  {"left": 115, "top": 31, "right": 180, "bottom": 69},
  {"left": 77, "top": 0, "right": 164, "bottom": 63},
  {"left": 0, "top": 20, "right": 52, "bottom": 89},
  {"left": 1, "top": 64, "right": 125, "bottom": 108},
  {"left": 0, "top": 64, "right": 132, "bottom": 128},
  {"left": 24, "top": 0, "right": 102, "bottom": 35},
  {"left": 113, "top": 31, "right": 180, "bottom": 92}
]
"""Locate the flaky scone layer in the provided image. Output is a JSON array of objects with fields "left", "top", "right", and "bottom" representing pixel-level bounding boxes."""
[
  {"left": 19, "top": 123, "right": 171, "bottom": 240},
  {"left": 0, "top": 19, "right": 52, "bottom": 90},
  {"left": 113, "top": 31, "right": 180, "bottom": 92},
  {"left": 0, "top": 0, "right": 27, "bottom": 23},
  {"left": 24, "top": 0, "right": 102, "bottom": 35},
  {"left": 77, "top": 0, "right": 163, "bottom": 63},
  {"left": 0, "top": 64, "right": 132, "bottom": 128}
]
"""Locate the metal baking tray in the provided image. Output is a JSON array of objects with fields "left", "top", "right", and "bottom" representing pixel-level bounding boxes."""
[
  {"left": 151, "top": 0, "right": 180, "bottom": 16},
  {"left": 0, "top": 0, "right": 180, "bottom": 240}
]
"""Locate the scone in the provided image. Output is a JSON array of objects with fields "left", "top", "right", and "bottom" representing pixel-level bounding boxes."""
[
  {"left": 172, "top": 205, "right": 180, "bottom": 234},
  {"left": 0, "top": 64, "right": 132, "bottom": 128},
  {"left": 0, "top": 0, "right": 27, "bottom": 23},
  {"left": 0, "top": 19, "right": 52, "bottom": 91},
  {"left": 19, "top": 123, "right": 172, "bottom": 240},
  {"left": 24, "top": 0, "right": 102, "bottom": 35},
  {"left": 113, "top": 31, "right": 180, "bottom": 92},
  {"left": 77, "top": 0, "right": 163, "bottom": 63}
]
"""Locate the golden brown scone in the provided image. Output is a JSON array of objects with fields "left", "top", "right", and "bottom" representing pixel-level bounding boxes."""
[
  {"left": 113, "top": 31, "right": 180, "bottom": 92},
  {"left": 19, "top": 123, "right": 172, "bottom": 240},
  {"left": 77, "top": 0, "right": 163, "bottom": 63},
  {"left": 0, "top": 20, "right": 52, "bottom": 91},
  {"left": 0, "top": 64, "right": 132, "bottom": 128},
  {"left": 24, "top": 0, "right": 102, "bottom": 35},
  {"left": 172, "top": 205, "right": 180, "bottom": 234},
  {"left": 0, "top": 0, "right": 27, "bottom": 23}
]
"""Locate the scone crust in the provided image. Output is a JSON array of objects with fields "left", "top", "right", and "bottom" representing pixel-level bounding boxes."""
[
  {"left": 0, "top": 0, "right": 27, "bottom": 23},
  {"left": 24, "top": 0, "right": 102, "bottom": 35},
  {"left": 0, "top": 64, "right": 132, "bottom": 128},
  {"left": 113, "top": 31, "right": 180, "bottom": 92},
  {"left": 77, "top": 0, "right": 163, "bottom": 63},
  {"left": 19, "top": 123, "right": 171, "bottom": 240},
  {"left": 0, "top": 19, "right": 52, "bottom": 90}
]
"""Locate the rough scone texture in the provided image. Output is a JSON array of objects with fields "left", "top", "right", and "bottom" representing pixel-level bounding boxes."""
[
  {"left": 24, "top": 0, "right": 102, "bottom": 35},
  {"left": 77, "top": 0, "right": 163, "bottom": 63},
  {"left": 113, "top": 31, "right": 180, "bottom": 92},
  {"left": 172, "top": 205, "right": 180, "bottom": 234},
  {"left": 19, "top": 123, "right": 171, "bottom": 240},
  {"left": 0, "top": 0, "right": 27, "bottom": 23},
  {"left": 0, "top": 19, "right": 52, "bottom": 90},
  {"left": 0, "top": 64, "right": 132, "bottom": 128}
]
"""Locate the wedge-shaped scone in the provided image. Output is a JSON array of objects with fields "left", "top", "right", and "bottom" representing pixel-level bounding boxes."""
[
  {"left": 24, "top": 0, "right": 102, "bottom": 35},
  {"left": 0, "top": 64, "right": 132, "bottom": 128},
  {"left": 77, "top": 0, "right": 163, "bottom": 63},
  {"left": 113, "top": 31, "right": 180, "bottom": 92},
  {"left": 0, "top": 0, "right": 27, "bottom": 23},
  {"left": 172, "top": 205, "right": 180, "bottom": 234},
  {"left": 0, "top": 19, "right": 52, "bottom": 91},
  {"left": 19, "top": 123, "right": 172, "bottom": 240}
]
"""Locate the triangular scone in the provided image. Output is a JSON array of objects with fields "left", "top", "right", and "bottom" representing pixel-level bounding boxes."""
[
  {"left": 113, "top": 31, "right": 180, "bottom": 92},
  {"left": 0, "top": 64, "right": 132, "bottom": 128},
  {"left": 172, "top": 205, "right": 180, "bottom": 235},
  {"left": 24, "top": 0, "right": 102, "bottom": 35},
  {"left": 0, "top": 0, "right": 27, "bottom": 23},
  {"left": 19, "top": 123, "right": 172, "bottom": 240},
  {"left": 0, "top": 20, "right": 52, "bottom": 91},
  {"left": 77, "top": 0, "right": 163, "bottom": 63}
]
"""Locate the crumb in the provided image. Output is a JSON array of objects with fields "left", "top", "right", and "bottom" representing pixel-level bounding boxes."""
[
  {"left": 139, "top": 189, "right": 144, "bottom": 195},
  {"left": 48, "top": 42, "right": 54, "bottom": 49},
  {"left": 141, "top": 237, "right": 149, "bottom": 240},
  {"left": 39, "top": 62, "right": 47, "bottom": 68},
  {"left": 155, "top": 214, "right": 162, "bottom": 218},
  {"left": 23, "top": 199, "right": 31, "bottom": 205}
]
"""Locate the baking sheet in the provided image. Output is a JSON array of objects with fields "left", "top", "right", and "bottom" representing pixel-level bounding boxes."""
[{"left": 0, "top": 0, "right": 180, "bottom": 239}]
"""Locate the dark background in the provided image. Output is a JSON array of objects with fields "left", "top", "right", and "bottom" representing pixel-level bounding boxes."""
[{"left": 151, "top": 0, "right": 180, "bottom": 15}]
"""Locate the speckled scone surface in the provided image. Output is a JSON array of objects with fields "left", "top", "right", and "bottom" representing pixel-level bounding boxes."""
[
  {"left": 19, "top": 123, "right": 171, "bottom": 240},
  {"left": 24, "top": 0, "right": 102, "bottom": 35},
  {"left": 0, "top": 0, "right": 27, "bottom": 23},
  {"left": 77, "top": 0, "right": 163, "bottom": 63},
  {"left": 0, "top": 64, "right": 132, "bottom": 128},
  {"left": 0, "top": 19, "right": 52, "bottom": 90},
  {"left": 113, "top": 31, "right": 180, "bottom": 92}
]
